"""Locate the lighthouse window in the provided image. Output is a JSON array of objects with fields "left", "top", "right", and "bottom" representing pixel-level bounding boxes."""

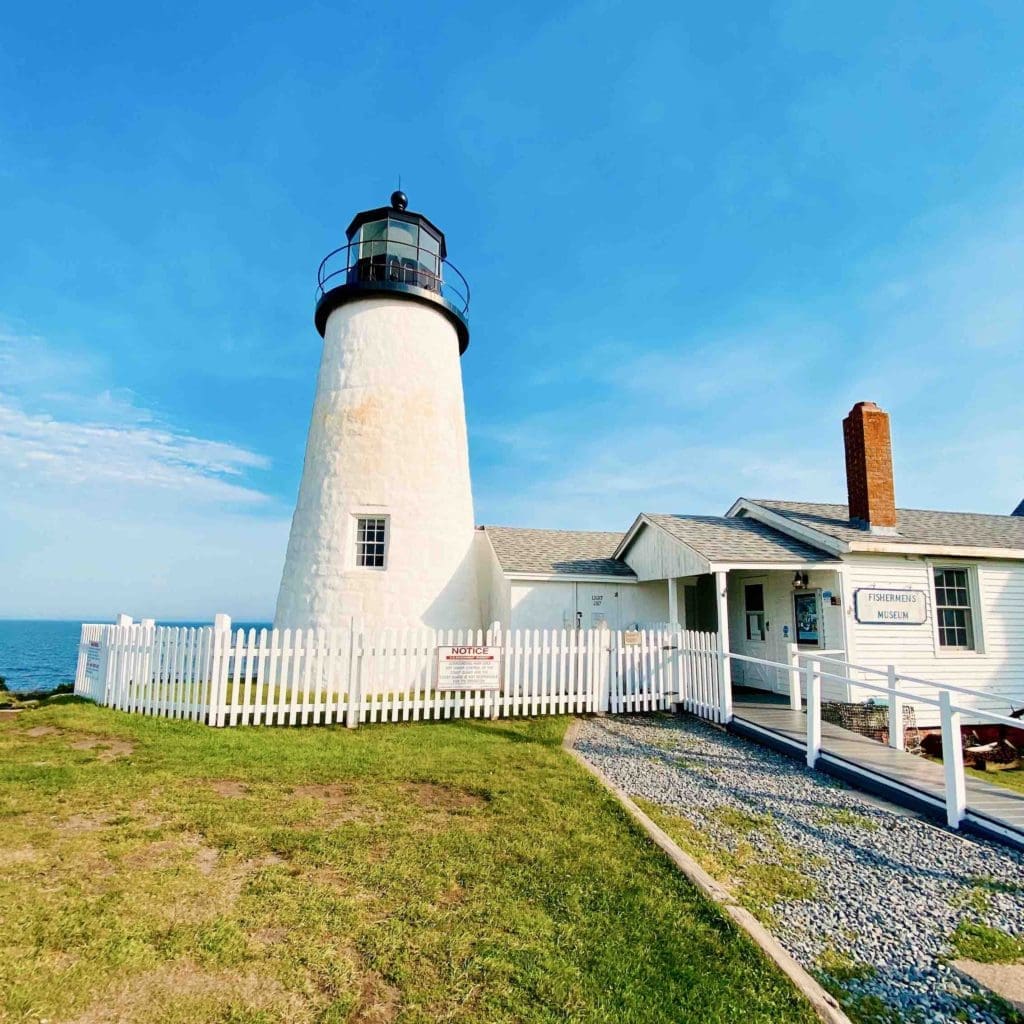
[{"left": 355, "top": 517, "right": 388, "bottom": 569}]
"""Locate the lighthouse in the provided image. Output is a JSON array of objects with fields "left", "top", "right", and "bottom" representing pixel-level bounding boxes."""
[{"left": 274, "top": 192, "right": 481, "bottom": 631}]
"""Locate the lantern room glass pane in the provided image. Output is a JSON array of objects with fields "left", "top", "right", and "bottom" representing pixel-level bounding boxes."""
[
  {"left": 418, "top": 228, "right": 441, "bottom": 283},
  {"left": 386, "top": 217, "right": 418, "bottom": 257},
  {"left": 357, "top": 220, "right": 387, "bottom": 260}
]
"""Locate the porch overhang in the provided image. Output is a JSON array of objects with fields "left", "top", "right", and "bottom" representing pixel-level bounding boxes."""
[
  {"left": 709, "top": 561, "right": 842, "bottom": 573},
  {"left": 615, "top": 512, "right": 839, "bottom": 583}
]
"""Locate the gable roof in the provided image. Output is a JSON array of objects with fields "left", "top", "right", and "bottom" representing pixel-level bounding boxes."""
[
  {"left": 636, "top": 514, "right": 838, "bottom": 563},
  {"left": 482, "top": 526, "right": 635, "bottom": 578},
  {"left": 747, "top": 500, "right": 1024, "bottom": 553}
]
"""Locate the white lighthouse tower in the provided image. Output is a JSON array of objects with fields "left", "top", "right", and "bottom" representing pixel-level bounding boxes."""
[{"left": 275, "top": 191, "right": 481, "bottom": 630}]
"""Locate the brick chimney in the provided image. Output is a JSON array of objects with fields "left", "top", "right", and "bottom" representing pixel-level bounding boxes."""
[{"left": 843, "top": 401, "right": 897, "bottom": 533}]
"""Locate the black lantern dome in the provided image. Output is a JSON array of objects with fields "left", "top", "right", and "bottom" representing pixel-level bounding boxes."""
[{"left": 314, "top": 192, "right": 470, "bottom": 352}]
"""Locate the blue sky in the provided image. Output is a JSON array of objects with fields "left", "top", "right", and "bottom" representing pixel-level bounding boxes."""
[{"left": 2, "top": 1, "right": 1023, "bottom": 619}]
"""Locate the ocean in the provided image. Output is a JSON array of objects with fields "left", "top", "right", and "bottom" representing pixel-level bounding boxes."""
[{"left": 0, "top": 620, "right": 271, "bottom": 693}]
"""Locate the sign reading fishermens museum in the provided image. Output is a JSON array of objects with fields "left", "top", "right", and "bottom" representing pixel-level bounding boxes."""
[
  {"left": 854, "top": 589, "right": 928, "bottom": 625},
  {"left": 436, "top": 646, "right": 502, "bottom": 690}
]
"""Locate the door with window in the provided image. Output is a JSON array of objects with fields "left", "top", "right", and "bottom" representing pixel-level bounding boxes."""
[{"left": 738, "top": 577, "right": 775, "bottom": 690}]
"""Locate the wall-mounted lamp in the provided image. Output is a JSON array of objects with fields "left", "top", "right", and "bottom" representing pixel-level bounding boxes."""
[{"left": 792, "top": 571, "right": 809, "bottom": 589}]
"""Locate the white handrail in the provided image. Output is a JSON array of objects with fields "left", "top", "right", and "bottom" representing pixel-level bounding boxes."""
[
  {"left": 796, "top": 650, "right": 1021, "bottom": 710},
  {"left": 799, "top": 652, "right": 889, "bottom": 677},
  {"left": 723, "top": 646, "right": 1024, "bottom": 832}
]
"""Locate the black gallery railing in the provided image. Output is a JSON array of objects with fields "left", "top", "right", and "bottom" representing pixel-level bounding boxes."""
[{"left": 316, "top": 239, "right": 470, "bottom": 316}]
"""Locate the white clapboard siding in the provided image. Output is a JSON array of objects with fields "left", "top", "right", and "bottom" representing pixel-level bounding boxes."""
[{"left": 845, "top": 555, "right": 1024, "bottom": 725}]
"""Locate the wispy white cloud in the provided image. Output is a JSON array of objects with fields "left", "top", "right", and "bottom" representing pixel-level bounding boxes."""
[
  {"left": 0, "top": 327, "right": 288, "bottom": 618},
  {"left": 473, "top": 191, "right": 1024, "bottom": 528},
  {"left": 0, "top": 402, "right": 270, "bottom": 505}
]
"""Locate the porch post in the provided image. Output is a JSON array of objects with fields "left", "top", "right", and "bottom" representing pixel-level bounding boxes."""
[
  {"left": 787, "top": 642, "right": 801, "bottom": 710},
  {"left": 939, "top": 691, "right": 966, "bottom": 829},
  {"left": 714, "top": 570, "right": 732, "bottom": 723},
  {"left": 667, "top": 577, "right": 678, "bottom": 626}
]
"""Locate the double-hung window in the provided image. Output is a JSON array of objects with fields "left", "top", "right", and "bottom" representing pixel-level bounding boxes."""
[
  {"left": 933, "top": 567, "right": 974, "bottom": 649},
  {"left": 355, "top": 517, "right": 388, "bottom": 569}
]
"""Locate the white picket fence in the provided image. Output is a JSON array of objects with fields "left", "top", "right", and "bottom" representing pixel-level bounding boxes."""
[{"left": 73, "top": 619, "right": 725, "bottom": 727}]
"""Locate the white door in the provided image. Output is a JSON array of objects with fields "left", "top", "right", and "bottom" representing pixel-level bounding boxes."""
[
  {"left": 578, "top": 586, "right": 621, "bottom": 630},
  {"left": 738, "top": 577, "right": 776, "bottom": 691}
]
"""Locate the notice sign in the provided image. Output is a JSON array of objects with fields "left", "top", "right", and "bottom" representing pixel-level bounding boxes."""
[
  {"left": 436, "top": 645, "right": 502, "bottom": 691},
  {"left": 854, "top": 589, "right": 927, "bottom": 625},
  {"left": 85, "top": 641, "right": 101, "bottom": 687},
  {"left": 623, "top": 630, "right": 642, "bottom": 647}
]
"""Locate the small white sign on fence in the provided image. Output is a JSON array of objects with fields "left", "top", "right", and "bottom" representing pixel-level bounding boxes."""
[
  {"left": 436, "top": 645, "right": 502, "bottom": 691},
  {"left": 85, "top": 641, "right": 101, "bottom": 683}
]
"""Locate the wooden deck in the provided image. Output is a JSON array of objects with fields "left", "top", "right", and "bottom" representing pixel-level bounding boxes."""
[{"left": 730, "top": 693, "right": 1024, "bottom": 847}]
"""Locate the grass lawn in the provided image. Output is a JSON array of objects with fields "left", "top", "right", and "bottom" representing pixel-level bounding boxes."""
[
  {"left": 0, "top": 700, "right": 817, "bottom": 1024},
  {"left": 966, "top": 762, "right": 1024, "bottom": 794}
]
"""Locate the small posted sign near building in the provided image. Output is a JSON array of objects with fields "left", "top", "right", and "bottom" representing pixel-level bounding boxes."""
[
  {"left": 85, "top": 641, "right": 101, "bottom": 684},
  {"left": 622, "top": 630, "right": 642, "bottom": 647},
  {"left": 854, "top": 588, "right": 928, "bottom": 625},
  {"left": 436, "top": 645, "right": 502, "bottom": 691}
]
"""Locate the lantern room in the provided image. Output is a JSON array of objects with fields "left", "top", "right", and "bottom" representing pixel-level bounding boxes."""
[{"left": 314, "top": 191, "right": 470, "bottom": 352}]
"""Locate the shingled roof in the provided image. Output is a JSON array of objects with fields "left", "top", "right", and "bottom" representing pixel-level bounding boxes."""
[
  {"left": 749, "top": 500, "right": 1024, "bottom": 552},
  {"left": 483, "top": 526, "right": 634, "bottom": 577},
  {"left": 640, "top": 514, "right": 837, "bottom": 563}
]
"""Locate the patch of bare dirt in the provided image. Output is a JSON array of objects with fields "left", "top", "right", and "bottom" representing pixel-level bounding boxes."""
[
  {"left": 290, "top": 783, "right": 386, "bottom": 824},
  {"left": 25, "top": 725, "right": 58, "bottom": 737},
  {"left": 402, "top": 781, "right": 488, "bottom": 811},
  {"left": 435, "top": 882, "right": 465, "bottom": 907},
  {"left": 66, "top": 962, "right": 312, "bottom": 1024},
  {"left": 246, "top": 851, "right": 285, "bottom": 868},
  {"left": 7, "top": 846, "right": 42, "bottom": 866},
  {"left": 58, "top": 813, "right": 112, "bottom": 835},
  {"left": 252, "top": 926, "right": 289, "bottom": 946},
  {"left": 194, "top": 845, "right": 219, "bottom": 875},
  {"left": 208, "top": 779, "right": 249, "bottom": 798},
  {"left": 350, "top": 971, "right": 400, "bottom": 1024},
  {"left": 292, "top": 783, "right": 354, "bottom": 804},
  {"left": 123, "top": 839, "right": 184, "bottom": 870},
  {"left": 69, "top": 737, "right": 135, "bottom": 760}
]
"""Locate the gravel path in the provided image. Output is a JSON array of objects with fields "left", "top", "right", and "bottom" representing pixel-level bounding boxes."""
[{"left": 574, "top": 714, "right": 1024, "bottom": 1023}]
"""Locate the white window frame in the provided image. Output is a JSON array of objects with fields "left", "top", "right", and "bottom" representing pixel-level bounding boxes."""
[
  {"left": 927, "top": 561, "right": 984, "bottom": 656},
  {"left": 743, "top": 577, "right": 767, "bottom": 643},
  {"left": 351, "top": 513, "right": 390, "bottom": 571}
]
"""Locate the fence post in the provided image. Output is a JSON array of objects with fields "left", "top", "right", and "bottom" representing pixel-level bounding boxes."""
[
  {"left": 139, "top": 619, "right": 156, "bottom": 715},
  {"left": 887, "top": 664, "right": 904, "bottom": 751},
  {"left": 716, "top": 636, "right": 732, "bottom": 724},
  {"left": 714, "top": 571, "right": 732, "bottom": 723},
  {"left": 787, "top": 642, "right": 801, "bottom": 710},
  {"left": 489, "top": 622, "right": 502, "bottom": 720},
  {"left": 805, "top": 659, "right": 821, "bottom": 769},
  {"left": 116, "top": 613, "right": 133, "bottom": 627},
  {"left": 598, "top": 629, "right": 613, "bottom": 714},
  {"left": 939, "top": 690, "right": 967, "bottom": 829},
  {"left": 210, "top": 613, "right": 231, "bottom": 727},
  {"left": 345, "top": 622, "right": 363, "bottom": 729}
]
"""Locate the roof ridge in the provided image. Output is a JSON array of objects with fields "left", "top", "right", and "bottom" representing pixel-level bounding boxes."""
[
  {"left": 482, "top": 524, "right": 625, "bottom": 536},
  {"left": 750, "top": 499, "right": 1021, "bottom": 520}
]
